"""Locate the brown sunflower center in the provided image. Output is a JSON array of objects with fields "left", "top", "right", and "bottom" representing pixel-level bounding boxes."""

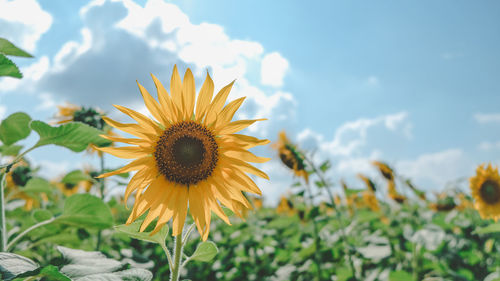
[
  {"left": 154, "top": 121, "right": 218, "bottom": 186},
  {"left": 480, "top": 179, "right": 500, "bottom": 205}
]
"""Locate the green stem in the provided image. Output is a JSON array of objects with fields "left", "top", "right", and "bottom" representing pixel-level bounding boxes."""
[
  {"left": 96, "top": 154, "right": 105, "bottom": 250},
  {"left": 170, "top": 233, "right": 184, "bottom": 281},
  {"left": 6, "top": 217, "right": 55, "bottom": 251},
  {"left": 0, "top": 172, "right": 6, "bottom": 251},
  {"left": 304, "top": 180, "right": 323, "bottom": 281},
  {"left": 305, "top": 157, "right": 357, "bottom": 280},
  {"left": 161, "top": 242, "right": 174, "bottom": 270}
]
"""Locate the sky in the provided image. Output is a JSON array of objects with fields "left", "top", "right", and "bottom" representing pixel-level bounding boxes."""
[{"left": 1, "top": 0, "right": 499, "bottom": 204}]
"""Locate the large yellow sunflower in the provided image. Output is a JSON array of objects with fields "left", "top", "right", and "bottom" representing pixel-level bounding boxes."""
[
  {"left": 470, "top": 163, "right": 500, "bottom": 221},
  {"left": 97, "top": 66, "right": 270, "bottom": 240}
]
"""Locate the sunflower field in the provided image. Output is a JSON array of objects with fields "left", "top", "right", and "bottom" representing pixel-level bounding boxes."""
[{"left": 1, "top": 38, "right": 500, "bottom": 281}]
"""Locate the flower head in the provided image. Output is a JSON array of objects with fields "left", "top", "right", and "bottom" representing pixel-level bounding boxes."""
[
  {"left": 470, "top": 163, "right": 500, "bottom": 221},
  {"left": 372, "top": 161, "right": 394, "bottom": 181},
  {"left": 274, "top": 131, "right": 308, "bottom": 183},
  {"left": 97, "top": 66, "right": 270, "bottom": 240}
]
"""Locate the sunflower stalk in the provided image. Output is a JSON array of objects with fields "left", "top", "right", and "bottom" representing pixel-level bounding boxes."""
[
  {"left": 170, "top": 232, "right": 184, "bottom": 281},
  {"left": 0, "top": 172, "right": 7, "bottom": 251},
  {"left": 304, "top": 156, "right": 357, "bottom": 280},
  {"left": 304, "top": 180, "right": 324, "bottom": 281},
  {"left": 96, "top": 154, "right": 106, "bottom": 251}
]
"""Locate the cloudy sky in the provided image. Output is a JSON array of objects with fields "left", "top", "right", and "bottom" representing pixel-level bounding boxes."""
[{"left": 1, "top": 0, "right": 499, "bottom": 203}]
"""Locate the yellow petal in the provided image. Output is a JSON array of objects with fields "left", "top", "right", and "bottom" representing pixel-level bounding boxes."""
[
  {"left": 140, "top": 182, "right": 173, "bottom": 232},
  {"left": 151, "top": 73, "right": 175, "bottom": 123},
  {"left": 102, "top": 116, "right": 155, "bottom": 140},
  {"left": 170, "top": 65, "right": 183, "bottom": 117},
  {"left": 137, "top": 81, "right": 169, "bottom": 126},
  {"left": 215, "top": 97, "right": 245, "bottom": 129},
  {"left": 96, "top": 146, "right": 152, "bottom": 159},
  {"left": 98, "top": 156, "right": 153, "bottom": 178},
  {"left": 124, "top": 167, "right": 157, "bottom": 202},
  {"left": 195, "top": 71, "right": 214, "bottom": 122},
  {"left": 221, "top": 157, "right": 269, "bottom": 180},
  {"left": 221, "top": 134, "right": 270, "bottom": 149},
  {"left": 182, "top": 68, "right": 196, "bottom": 120},
  {"left": 113, "top": 105, "right": 163, "bottom": 135},
  {"left": 217, "top": 119, "right": 266, "bottom": 135},
  {"left": 99, "top": 134, "right": 152, "bottom": 148},
  {"left": 204, "top": 80, "right": 235, "bottom": 125},
  {"left": 222, "top": 167, "right": 262, "bottom": 195},
  {"left": 188, "top": 185, "right": 207, "bottom": 238},
  {"left": 127, "top": 181, "right": 159, "bottom": 223},
  {"left": 172, "top": 186, "right": 188, "bottom": 236},
  {"left": 221, "top": 147, "right": 270, "bottom": 163}
]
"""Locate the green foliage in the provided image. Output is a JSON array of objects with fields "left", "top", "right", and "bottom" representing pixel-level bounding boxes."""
[
  {"left": 476, "top": 222, "right": 500, "bottom": 234},
  {"left": 389, "top": 270, "right": 414, "bottom": 281},
  {"left": 0, "top": 54, "right": 22, "bottom": 78},
  {"left": 0, "top": 38, "right": 33, "bottom": 58},
  {"left": 189, "top": 241, "right": 218, "bottom": 262},
  {"left": 61, "top": 170, "right": 93, "bottom": 185},
  {"left": 0, "top": 144, "right": 23, "bottom": 156},
  {"left": 114, "top": 219, "right": 169, "bottom": 245},
  {"left": 54, "top": 194, "right": 113, "bottom": 229},
  {"left": 0, "top": 112, "right": 32, "bottom": 145},
  {"left": 30, "top": 120, "right": 111, "bottom": 152}
]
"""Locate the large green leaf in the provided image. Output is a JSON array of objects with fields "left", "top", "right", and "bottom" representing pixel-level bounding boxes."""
[
  {"left": 0, "top": 112, "right": 31, "bottom": 145},
  {"left": 54, "top": 194, "right": 113, "bottom": 229},
  {"left": 0, "top": 252, "right": 38, "bottom": 281},
  {"left": 114, "top": 219, "right": 169, "bottom": 245},
  {"left": 22, "top": 177, "right": 53, "bottom": 195},
  {"left": 389, "top": 270, "right": 414, "bottom": 281},
  {"left": 0, "top": 38, "right": 33, "bottom": 57},
  {"left": 0, "top": 144, "right": 23, "bottom": 156},
  {"left": 0, "top": 54, "right": 22, "bottom": 78},
  {"left": 62, "top": 170, "right": 93, "bottom": 185},
  {"left": 57, "top": 246, "right": 152, "bottom": 281},
  {"left": 30, "top": 121, "right": 111, "bottom": 152},
  {"left": 12, "top": 265, "right": 71, "bottom": 281},
  {"left": 189, "top": 241, "right": 218, "bottom": 262}
]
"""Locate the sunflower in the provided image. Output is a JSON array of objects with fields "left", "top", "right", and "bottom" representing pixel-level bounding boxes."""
[
  {"left": 274, "top": 131, "right": 308, "bottom": 183},
  {"left": 54, "top": 103, "right": 115, "bottom": 156},
  {"left": 358, "top": 174, "right": 376, "bottom": 192},
  {"left": 372, "top": 161, "right": 394, "bottom": 181},
  {"left": 362, "top": 191, "right": 380, "bottom": 212},
  {"left": 387, "top": 180, "right": 406, "bottom": 204},
  {"left": 96, "top": 66, "right": 270, "bottom": 240},
  {"left": 5, "top": 164, "right": 43, "bottom": 211},
  {"left": 470, "top": 163, "right": 500, "bottom": 221},
  {"left": 276, "top": 196, "right": 295, "bottom": 216}
]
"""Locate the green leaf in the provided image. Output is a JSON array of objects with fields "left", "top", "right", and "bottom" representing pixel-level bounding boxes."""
[
  {"left": 0, "top": 54, "right": 22, "bottom": 78},
  {"left": 0, "top": 112, "right": 31, "bottom": 145},
  {"left": 335, "top": 267, "right": 353, "bottom": 281},
  {"left": 0, "top": 38, "right": 33, "bottom": 57},
  {"left": 389, "top": 270, "right": 414, "bottom": 281},
  {"left": 0, "top": 144, "right": 23, "bottom": 156},
  {"left": 476, "top": 223, "right": 500, "bottom": 234},
  {"left": 57, "top": 246, "right": 152, "bottom": 281},
  {"left": 114, "top": 219, "right": 169, "bottom": 245},
  {"left": 0, "top": 252, "right": 38, "bottom": 281},
  {"left": 54, "top": 194, "right": 113, "bottom": 229},
  {"left": 30, "top": 121, "right": 111, "bottom": 152},
  {"left": 13, "top": 265, "right": 71, "bottom": 281},
  {"left": 189, "top": 241, "right": 218, "bottom": 262},
  {"left": 22, "top": 177, "right": 53, "bottom": 195},
  {"left": 319, "top": 160, "right": 331, "bottom": 172},
  {"left": 344, "top": 188, "right": 363, "bottom": 196},
  {"left": 62, "top": 170, "right": 93, "bottom": 185},
  {"left": 32, "top": 209, "right": 53, "bottom": 222}
]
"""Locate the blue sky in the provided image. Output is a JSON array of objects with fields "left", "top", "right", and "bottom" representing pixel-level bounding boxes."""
[{"left": 1, "top": 0, "right": 499, "bottom": 203}]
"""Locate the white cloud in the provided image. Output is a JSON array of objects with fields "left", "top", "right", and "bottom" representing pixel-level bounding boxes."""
[
  {"left": 261, "top": 52, "right": 289, "bottom": 87},
  {"left": 396, "top": 149, "right": 469, "bottom": 189},
  {"left": 0, "top": 0, "right": 52, "bottom": 52},
  {"left": 474, "top": 113, "right": 500, "bottom": 124},
  {"left": 0, "top": 56, "right": 50, "bottom": 92},
  {"left": 0, "top": 104, "right": 6, "bottom": 119},
  {"left": 298, "top": 111, "right": 411, "bottom": 157}
]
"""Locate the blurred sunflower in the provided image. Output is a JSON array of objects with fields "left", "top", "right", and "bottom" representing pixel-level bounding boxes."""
[
  {"left": 387, "top": 180, "right": 406, "bottom": 204},
  {"left": 362, "top": 191, "right": 380, "bottom": 212},
  {"left": 5, "top": 163, "right": 44, "bottom": 210},
  {"left": 372, "top": 161, "right": 394, "bottom": 181},
  {"left": 456, "top": 193, "right": 473, "bottom": 211},
  {"left": 54, "top": 103, "right": 115, "bottom": 156},
  {"left": 470, "top": 163, "right": 500, "bottom": 221},
  {"left": 405, "top": 179, "right": 426, "bottom": 200},
  {"left": 429, "top": 195, "right": 456, "bottom": 212},
  {"left": 358, "top": 174, "right": 376, "bottom": 192},
  {"left": 274, "top": 131, "right": 309, "bottom": 183},
  {"left": 276, "top": 196, "right": 295, "bottom": 216},
  {"left": 97, "top": 66, "right": 270, "bottom": 240}
]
